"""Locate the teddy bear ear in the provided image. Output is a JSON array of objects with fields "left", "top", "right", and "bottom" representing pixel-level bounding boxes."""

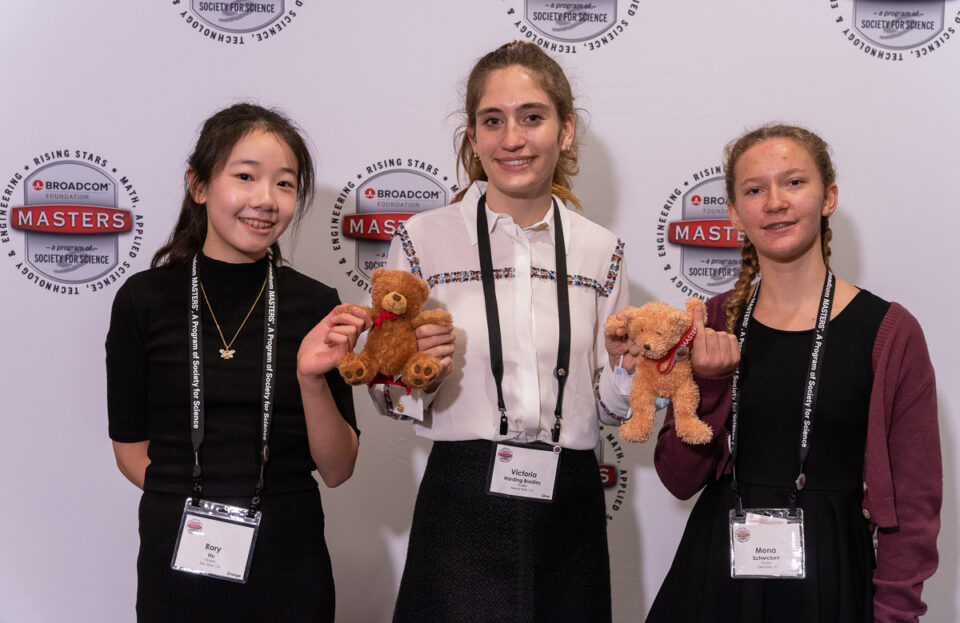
[
  {"left": 416, "top": 275, "right": 430, "bottom": 301},
  {"left": 371, "top": 268, "right": 385, "bottom": 283}
]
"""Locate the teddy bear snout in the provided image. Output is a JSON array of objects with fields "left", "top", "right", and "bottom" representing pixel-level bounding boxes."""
[{"left": 381, "top": 291, "right": 408, "bottom": 315}]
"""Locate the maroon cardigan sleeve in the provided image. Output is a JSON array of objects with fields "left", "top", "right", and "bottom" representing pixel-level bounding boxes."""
[
  {"left": 867, "top": 304, "right": 941, "bottom": 623},
  {"left": 653, "top": 293, "right": 734, "bottom": 500}
]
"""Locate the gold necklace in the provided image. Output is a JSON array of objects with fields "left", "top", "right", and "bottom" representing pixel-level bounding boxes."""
[{"left": 199, "top": 278, "right": 267, "bottom": 360}]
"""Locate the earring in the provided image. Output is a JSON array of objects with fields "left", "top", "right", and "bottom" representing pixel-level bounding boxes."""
[
  {"left": 473, "top": 153, "right": 480, "bottom": 161},
  {"left": 564, "top": 145, "right": 572, "bottom": 152}
]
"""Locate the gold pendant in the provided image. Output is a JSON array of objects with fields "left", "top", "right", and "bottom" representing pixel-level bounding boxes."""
[{"left": 219, "top": 348, "right": 236, "bottom": 360}]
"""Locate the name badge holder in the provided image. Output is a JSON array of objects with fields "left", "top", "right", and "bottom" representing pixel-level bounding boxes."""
[
  {"left": 170, "top": 256, "right": 277, "bottom": 584},
  {"left": 171, "top": 499, "right": 261, "bottom": 583},
  {"left": 487, "top": 441, "right": 562, "bottom": 502},
  {"left": 476, "top": 194, "right": 570, "bottom": 503},
  {"left": 726, "top": 272, "right": 834, "bottom": 580},
  {"left": 729, "top": 508, "right": 805, "bottom": 579}
]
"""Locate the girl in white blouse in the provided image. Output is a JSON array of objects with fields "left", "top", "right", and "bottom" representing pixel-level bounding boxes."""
[{"left": 373, "top": 42, "right": 630, "bottom": 622}]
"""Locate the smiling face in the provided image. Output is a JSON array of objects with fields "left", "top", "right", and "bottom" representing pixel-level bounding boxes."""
[
  {"left": 727, "top": 137, "right": 838, "bottom": 267},
  {"left": 467, "top": 65, "right": 574, "bottom": 210},
  {"left": 192, "top": 129, "right": 299, "bottom": 263}
]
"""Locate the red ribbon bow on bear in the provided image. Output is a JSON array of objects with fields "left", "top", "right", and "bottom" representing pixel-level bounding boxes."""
[
  {"left": 657, "top": 322, "right": 698, "bottom": 374},
  {"left": 373, "top": 310, "right": 398, "bottom": 327},
  {"left": 370, "top": 310, "right": 407, "bottom": 393}
]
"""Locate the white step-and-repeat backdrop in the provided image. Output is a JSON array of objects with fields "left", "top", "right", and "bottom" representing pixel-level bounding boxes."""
[{"left": 1, "top": 2, "right": 957, "bottom": 621}]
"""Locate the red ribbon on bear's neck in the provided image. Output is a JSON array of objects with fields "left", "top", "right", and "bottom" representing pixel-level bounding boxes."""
[
  {"left": 369, "top": 311, "right": 409, "bottom": 393},
  {"left": 373, "top": 310, "right": 399, "bottom": 327},
  {"left": 369, "top": 373, "right": 412, "bottom": 395},
  {"left": 657, "top": 322, "right": 698, "bottom": 374}
]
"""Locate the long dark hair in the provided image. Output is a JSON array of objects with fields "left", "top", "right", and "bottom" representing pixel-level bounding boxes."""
[
  {"left": 453, "top": 41, "right": 583, "bottom": 210},
  {"left": 151, "top": 103, "right": 315, "bottom": 268}
]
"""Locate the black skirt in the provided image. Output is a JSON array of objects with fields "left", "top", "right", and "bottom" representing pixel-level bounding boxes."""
[
  {"left": 646, "top": 476, "right": 875, "bottom": 623},
  {"left": 393, "top": 439, "right": 612, "bottom": 623},
  {"left": 135, "top": 489, "right": 334, "bottom": 623}
]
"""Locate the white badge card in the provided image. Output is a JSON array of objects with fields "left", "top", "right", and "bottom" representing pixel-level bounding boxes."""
[
  {"left": 729, "top": 508, "right": 805, "bottom": 579},
  {"left": 171, "top": 499, "right": 261, "bottom": 583},
  {"left": 487, "top": 443, "right": 561, "bottom": 502}
]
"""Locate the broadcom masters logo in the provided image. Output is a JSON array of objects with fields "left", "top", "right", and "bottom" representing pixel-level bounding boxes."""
[
  {"left": 830, "top": 0, "right": 958, "bottom": 60},
  {"left": 172, "top": 0, "right": 303, "bottom": 45},
  {"left": 1, "top": 149, "right": 144, "bottom": 295},
  {"left": 330, "top": 157, "right": 457, "bottom": 294},
  {"left": 502, "top": 0, "right": 639, "bottom": 53},
  {"left": 657, "top": 165, "right": 742, "bottom": 299}
]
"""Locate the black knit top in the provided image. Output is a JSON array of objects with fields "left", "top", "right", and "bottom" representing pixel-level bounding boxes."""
[{"left": 106, "top": 254, "right": 357, "bottom": 497}]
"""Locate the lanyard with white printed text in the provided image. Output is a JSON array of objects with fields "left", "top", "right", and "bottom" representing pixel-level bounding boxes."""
[
  {"left": 728, "top": 271, "right": 835, "bottom": 516},
  {"left": 188, "top": 255, "right": 278, "bottom": 517},
  {"left": 476, "top": 194, "right": 571, "bottom": 442}
]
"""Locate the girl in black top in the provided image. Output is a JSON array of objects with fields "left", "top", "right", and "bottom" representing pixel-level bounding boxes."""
[
  {"left": 645, "top": 124, "right": 940, "bottom": 622},
  {"left": 106, "top": 103, "right": 370, "bottom": 622}
]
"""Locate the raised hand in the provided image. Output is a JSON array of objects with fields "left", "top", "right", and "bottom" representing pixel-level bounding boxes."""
[
  {"left": 414, "top": 322, "right": 456, "bottom": 390},
  {"left": 689, "top": 303, "right": 739, "bottom": 378},
  {"left": 604, "top": 306, "right": 641, "bottom": 373},
  {"left": 297, "top": 303, "right": 373, "bottom": 378}
]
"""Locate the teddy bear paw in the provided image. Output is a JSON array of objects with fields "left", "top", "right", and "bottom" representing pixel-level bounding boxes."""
[
  {"left": 675, "top": 416, "right": 713, "bottom": 445},
  {"left": 414, "top": 309, "right": 453, "bottom": 328},
  {"left": 620, "top": 411, "right": 655, "bottom": 443},
  {"left": 401, "top": 353, "right": 441, "bottom": 390},
  {"left": 338, "top": 354, "right": 376, "bottom": 386}
]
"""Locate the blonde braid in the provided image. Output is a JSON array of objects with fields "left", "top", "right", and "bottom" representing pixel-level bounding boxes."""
[
  {"left": 821, "top": 216, "right": 833, "bottom": 271},
  {"left": 723, "top": 218, "right": 833, "bottom": 333},
  {"left": 724, "top": 239, "right": 760, "bottom": 333}
]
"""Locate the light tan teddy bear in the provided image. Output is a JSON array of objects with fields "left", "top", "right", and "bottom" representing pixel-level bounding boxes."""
[{"left": 604, "top": 298, "right": 713, "bottom": 445}]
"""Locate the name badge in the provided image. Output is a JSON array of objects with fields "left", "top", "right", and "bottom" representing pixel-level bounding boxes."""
[
  {"left": 729, "top": 508, "right": 805, "bottom": 579},
  {"left": 487, "top": 442, "right": 561, "bottom": 502},
  {"left": 171, "top": 499, "right": 261, "bottom": 583}
]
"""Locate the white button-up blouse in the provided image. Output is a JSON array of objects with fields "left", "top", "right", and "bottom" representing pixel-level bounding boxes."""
[{"left": 369, "top": 181, "right": 629, "bottom": 450}]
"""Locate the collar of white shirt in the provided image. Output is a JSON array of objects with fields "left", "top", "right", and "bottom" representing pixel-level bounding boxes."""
[{"left": 458, "top": 181, "right": 572, "bottom": 254}]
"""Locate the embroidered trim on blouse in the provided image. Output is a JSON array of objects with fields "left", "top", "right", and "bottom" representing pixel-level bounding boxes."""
[
  {"left": 397, "top": 227, "right": 624, "bottom": 299},
  {"left": 426, "top": 267, "right": 515, "bottom": 287},
  {"left": 602, "top": 239, "right": 625, "bottom": 298},
  {"left": 527, "top": 239, "right": 624, "bottom": 297},
  {"left": 594, "top": 370, "right": 626, "bottom": 423},
  {"left": 396, "top": 224, "right": 423, "bottom": 280}
]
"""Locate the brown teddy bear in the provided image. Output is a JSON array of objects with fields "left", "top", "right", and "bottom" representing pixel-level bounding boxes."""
[
  {"left": 338, "top": 268, "right": 453, "bottom": 391},
  {"left": 604, "top": 298, "right": 712, "bottom": 445}
]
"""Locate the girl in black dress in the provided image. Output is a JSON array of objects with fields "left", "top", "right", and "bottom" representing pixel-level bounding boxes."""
[
  {"left": 107, "top": 103, "right": 370, "bottom": 622},
  {"left": 645, "top": 124, "right": 940, "bottom": 622}
]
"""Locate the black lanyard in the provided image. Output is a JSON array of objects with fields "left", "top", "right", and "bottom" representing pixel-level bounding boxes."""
[
  {"left": 476, "top": 193, "right": 571, "bottom": 443},
  {"left": 729, "top": 271, "right": 834, "bottom": 516},
  {"left": 188, "top": 255, "right": 278, "bottom": 517}
]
